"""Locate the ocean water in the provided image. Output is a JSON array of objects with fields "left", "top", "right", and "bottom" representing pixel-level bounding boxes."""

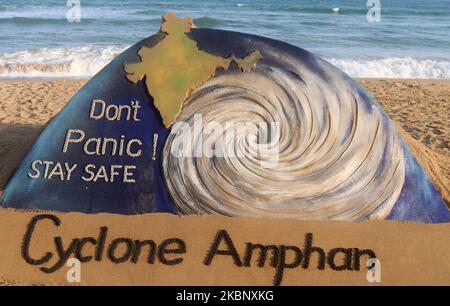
[{"left": 0, "top": 0, "right": 449, "bottom": 79}]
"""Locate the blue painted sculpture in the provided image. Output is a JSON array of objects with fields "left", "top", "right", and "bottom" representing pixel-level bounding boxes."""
[{"left": 1, "top": 13, "right": 448, "bottom": 223}]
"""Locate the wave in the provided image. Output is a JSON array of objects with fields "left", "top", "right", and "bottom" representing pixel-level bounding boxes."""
[
  {"left": 0, "top": 46, "right": 126, "bottom": 78},
  {"left": 303, "top": 7, "right": 366, "bottom": 14},
  {"left": 275, "top": 6, "right": 368, "bottom": 15},
  {"left": 0, "top": 3, "right": 15, "bottom": 11},
  {"left": 3, "top": 16, "right": 72, "bottom": 25},
  {"left": 253, "top": 5, "right": 450, "bottom": 17},
  {"left": 1, "top": 14, "right": 221, "bottom": 28},
  {"left": 328, "top": 57, "right": 450, "bottom": 79},
  {"left": 0, "top": 16, "right": 160, "bottom": 25},
  {"left": 194, "top": 17, "right": 222, "bottom": 27},
  {"left": 0, "top": 47, "right": 449, "bottom": 79}
]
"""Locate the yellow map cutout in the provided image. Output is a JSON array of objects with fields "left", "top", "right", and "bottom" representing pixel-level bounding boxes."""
[{"left": 124, "top": 12, "right": 262, "bottom": 127}]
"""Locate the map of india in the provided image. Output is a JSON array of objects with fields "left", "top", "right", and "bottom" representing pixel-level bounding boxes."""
[{"left": 123, "top": 12, "right": 262, "bottom": 126}]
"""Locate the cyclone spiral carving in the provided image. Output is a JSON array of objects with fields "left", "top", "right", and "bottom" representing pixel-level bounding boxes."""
[{"left": 162, "top": 55, "right": 405, "bottom": 221}]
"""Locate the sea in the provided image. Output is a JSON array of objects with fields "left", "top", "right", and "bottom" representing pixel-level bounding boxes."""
[{"left": 0, "top": 0, "right": 449, "bottom": 79}]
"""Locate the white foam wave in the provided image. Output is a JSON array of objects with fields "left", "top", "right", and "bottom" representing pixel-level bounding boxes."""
[
  {"left": 328, "top": 57, "right": 450, "bottom": 79},
  {"left": 0, "top": 47, "right": 449, "bottom": 79},
  {"left": 0, "top": 46, "right": 126, "bottom": 79},
  {"left": 0, "top": 4, "right": 15, "bottom": 11}
]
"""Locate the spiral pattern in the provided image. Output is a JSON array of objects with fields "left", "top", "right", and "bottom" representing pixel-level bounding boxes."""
[{"left": 162, "top": 56, "right": 405, "bottom": 221}]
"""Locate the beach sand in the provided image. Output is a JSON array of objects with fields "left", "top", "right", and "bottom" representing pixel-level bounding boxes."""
[{"left": 0, "top": 78, "right": 448, "bottom": 205}]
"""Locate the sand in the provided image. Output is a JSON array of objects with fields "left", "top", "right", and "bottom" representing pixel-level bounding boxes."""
[{"left": 0, "top": 78, "right": 448, "bottom": 205}]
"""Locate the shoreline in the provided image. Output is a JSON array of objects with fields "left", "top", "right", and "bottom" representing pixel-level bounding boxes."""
[{"left": 0, "top": 78, "right": 448, "bottom": 205}]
